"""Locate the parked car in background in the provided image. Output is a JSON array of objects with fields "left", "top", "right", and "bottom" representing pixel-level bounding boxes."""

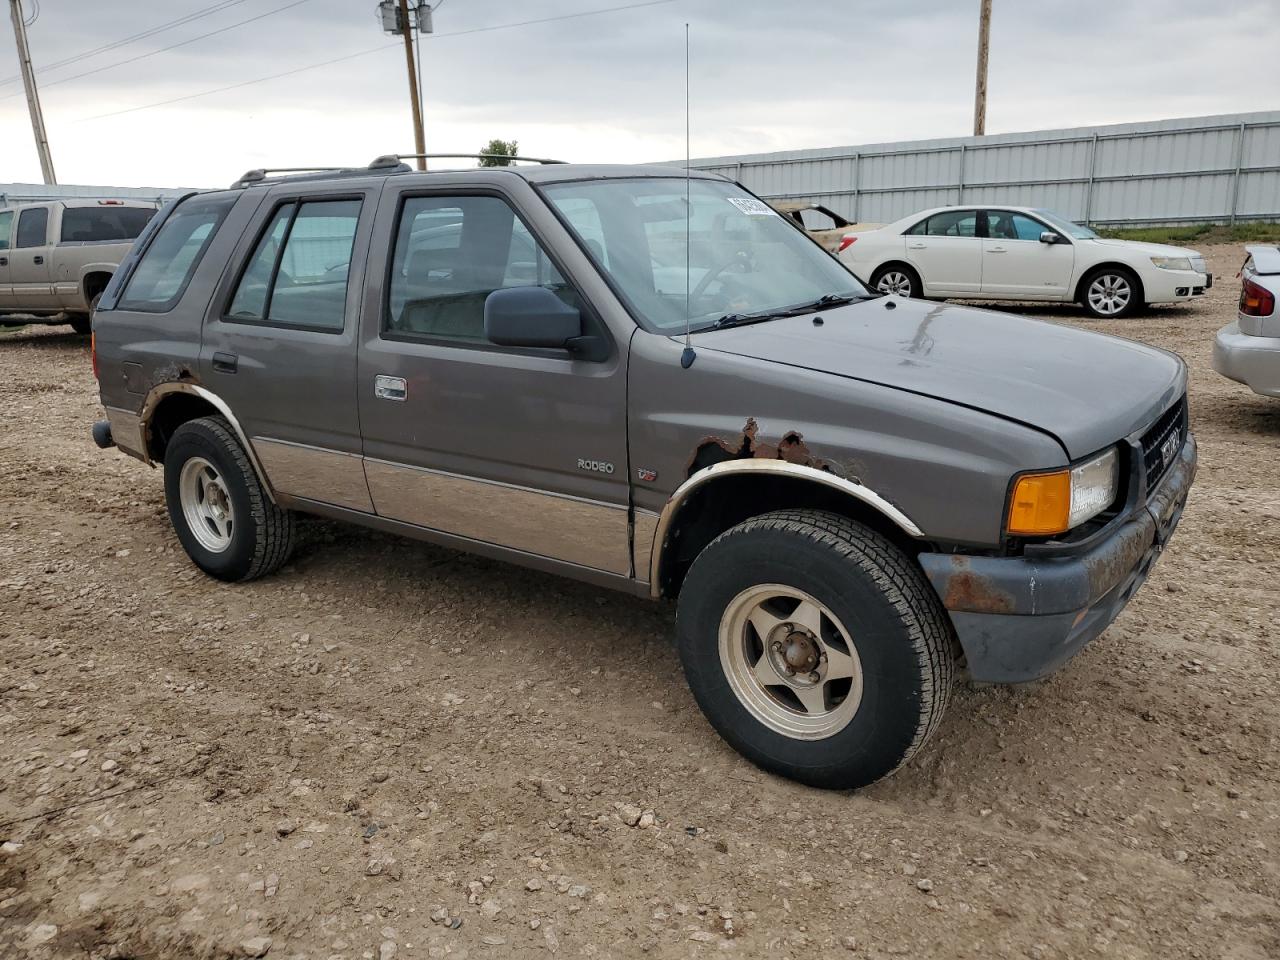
[
  {"left": 0, "top": 199, "right": 158, "bottom": 333},
  {"left": 840, "top": 205, "right": 1211, "bottom": 319},
  {"left": 1213, "top": 245, "right": 1280, "bottom": 398},
  {"left": 769, "top": 199, "right": 880, "bottom": 254},
  {"left": 91, "top": 161, "right": 1195, "bottom": 789}
]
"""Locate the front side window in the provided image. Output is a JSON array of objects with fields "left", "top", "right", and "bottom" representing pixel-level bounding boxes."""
[
  {"left": 119, "top": 194, "right": 236, "bottom": 311},
  {"left": 386, "top": 194, "right": 577, "bottom": 343},
  {"left": 986, "top": 210, "right": 1048, "bottom": 242},
  {"left": 543, "top": 178, "right": 866, "bottom": 334},
  {"left": 60, "top": 206, "right": 155, "bottom": 243},
  {"left": 0, "top": 211, "right": 12, "bottom": 250},
  {"left": 225, "top": 199, "right": 361, "bottom": 332},
  {"left": 15, "top": 207, "right": 48, "bottom": 248}
]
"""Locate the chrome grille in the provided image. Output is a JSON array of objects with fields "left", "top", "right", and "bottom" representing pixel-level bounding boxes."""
[{"left": 1140, "top": 397, "right": 1188, "bottom": 490}]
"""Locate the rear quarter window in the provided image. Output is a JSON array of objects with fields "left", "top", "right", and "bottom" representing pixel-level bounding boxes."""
[
  {"left": 60, "top": 206, "right": 155, "bottom": 243},
  {"left": 118, "top": 194, "right": 237, "bottom": 312}
]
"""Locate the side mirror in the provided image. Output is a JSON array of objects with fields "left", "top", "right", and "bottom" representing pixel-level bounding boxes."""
[
  {"left": 484, "top": 286, "right": 608, "bottom": 360},
  {"left": 1039, "top": 231, "right": 1061, "bottom": 245}
]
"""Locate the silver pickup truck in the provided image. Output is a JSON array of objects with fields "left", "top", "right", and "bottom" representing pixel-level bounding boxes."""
[{"left": 0, "top": 199, "right": 157, "bottom": 333}]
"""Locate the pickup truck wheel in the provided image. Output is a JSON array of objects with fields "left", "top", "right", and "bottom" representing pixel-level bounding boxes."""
[
  {"left": 163, "top": 416, "right": 294, "bottom": 582},
  {"left": 69, "top": 316, "right": 91, "bottom": 335},
  {"left": 676, "top": 509, "right": 954, "bottom": 789}
]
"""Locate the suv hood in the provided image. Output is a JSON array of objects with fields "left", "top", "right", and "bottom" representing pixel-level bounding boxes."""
[{"left": 690, "top": 297, "right": 1185, "bottom": 459}]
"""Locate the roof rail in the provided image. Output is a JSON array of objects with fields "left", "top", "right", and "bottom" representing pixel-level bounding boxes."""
[
  {"left": 368, "top": 152, "right": 567, "bottom": 169},
  {"left": 230, "top": 163, "right": 413, "bottom": 189}
]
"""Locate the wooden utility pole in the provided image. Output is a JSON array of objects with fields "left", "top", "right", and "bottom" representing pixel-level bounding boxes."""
[
  {"left": 8, "top": 0, "right": 56, "bottom": 183},
  {"left": 397, "top": 0, "right": 426, "bottom": 170},
  {"left": 973, "top": 0, "right": 991, "bottom": 137}
]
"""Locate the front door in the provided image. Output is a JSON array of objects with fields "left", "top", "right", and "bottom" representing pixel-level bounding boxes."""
[
  {"left": 980, "top": 210, "right": 1075, "bottom": 298},
  {"left": 903, "top": 208, "right": 983, "bottom": 294},
  {"left": 199, "top": 186, "right": 377, "bottom": 514},
  {"left": 10, "top": 206, "right": 56, "bottom": 310},
  {"left": 357, "top": 184, "right": 632, "bottom": 575},
  {"left": 0, "top": 210, "right": 13, "bottom": 311}
]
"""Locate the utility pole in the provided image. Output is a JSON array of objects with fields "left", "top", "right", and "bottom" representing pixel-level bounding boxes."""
[
  {"left": 973, "top": 0, "right": 991, "bottom": 137},
  {"left": 397, "top": 0, "right": 426, "bottom": 170},
  {"left": 8, "top": 0, "right": 56, "bottom": 184}
]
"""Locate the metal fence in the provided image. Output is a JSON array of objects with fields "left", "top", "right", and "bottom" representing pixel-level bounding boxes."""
[{"left": 687, "top": 111, "right": 1280, "bottom": 228}]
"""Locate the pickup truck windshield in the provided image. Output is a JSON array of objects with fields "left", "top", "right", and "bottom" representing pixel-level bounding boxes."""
[{"left": 542, "top": 178, "right": 867, "bottom": 334}]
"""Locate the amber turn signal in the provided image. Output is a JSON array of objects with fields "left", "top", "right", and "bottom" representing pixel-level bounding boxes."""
[{"left": 1006, "top": 469, "right": 1071, "bottom": 536}]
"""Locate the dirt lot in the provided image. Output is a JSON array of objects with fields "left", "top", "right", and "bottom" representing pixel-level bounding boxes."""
[{"left": 2, "top": 244, "right": 1277, "bottom": 960}]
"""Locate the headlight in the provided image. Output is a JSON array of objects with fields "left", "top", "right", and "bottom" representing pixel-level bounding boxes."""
[
  {"left": 1151, "top": 256, "right": 1193, "bottom": 271},
  {"left": 1006, "top": 447, "right": 1120, "bottom": 536}
]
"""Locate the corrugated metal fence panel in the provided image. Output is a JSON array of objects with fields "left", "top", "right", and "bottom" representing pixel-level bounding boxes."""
[{"left": 685, "top": 111, "right": 1280, "bottom": 227}]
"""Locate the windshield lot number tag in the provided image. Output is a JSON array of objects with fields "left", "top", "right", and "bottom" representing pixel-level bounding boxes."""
[{"left": 726, "top": 197, "right": 776, "bottom": 217}]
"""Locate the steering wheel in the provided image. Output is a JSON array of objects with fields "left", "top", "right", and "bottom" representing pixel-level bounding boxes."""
[{"left": 690, "top": 251, "right": 751, "bottom": 302}]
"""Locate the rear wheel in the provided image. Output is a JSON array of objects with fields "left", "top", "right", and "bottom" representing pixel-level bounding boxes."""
[
  {"left": 163, "top": 416, "right": 294, "bottom": 582},
  {"left": 870, "top": 263, "right": 921, "bottom": 298},
  {"left": 676, "top": 509, "right": 954, "bottom": 789},
  {"left": 1081, "top": 267, "right": 1141, "bottom": 319},
  {"left": 69, "top": 315, "right": 91, "bottom": 335}
]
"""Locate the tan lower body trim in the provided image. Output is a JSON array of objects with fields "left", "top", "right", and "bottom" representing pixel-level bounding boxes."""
[{"left": 252, "top": 438, "right": 374, "bottom": 513}]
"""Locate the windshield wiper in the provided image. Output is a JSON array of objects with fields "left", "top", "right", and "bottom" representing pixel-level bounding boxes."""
[
  {"left": 706, "top": 293, "right": 872, "bottom": 331},
  {"left": 708, "top": 310, "right": 796, "bottom": 330}
]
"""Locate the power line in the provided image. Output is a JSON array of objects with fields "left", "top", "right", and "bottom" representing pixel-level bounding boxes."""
[
  {"left": 0, "top": 0, "right": 255, "bottom": 86},
  {"left": 75, "top": 0, "right": 680, "bottom": 123},
  {"left": 0, "top": 0, "right": 314, "bottom": 101}
]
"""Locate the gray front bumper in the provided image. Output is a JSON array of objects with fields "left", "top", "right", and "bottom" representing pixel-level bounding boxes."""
[{"left": 918, "top": 434, "right": 1197, "bottom": 683}]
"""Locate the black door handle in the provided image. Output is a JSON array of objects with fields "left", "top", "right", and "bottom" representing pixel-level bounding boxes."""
[
  {"left": 33, "top": 255, "right": 44, "bottom": 265},
  {"left": 212, "top": 352, "right": 238, "bottom": 374},
  {"left": 0, "top": 256, "right": 7, "bottom": 266}
]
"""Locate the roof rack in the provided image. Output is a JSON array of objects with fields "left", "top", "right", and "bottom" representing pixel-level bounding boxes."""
[
  {"left": 368, "top": 152, "right": 567, "bottom": 169},
  {"left": 231, "top": 162, "right": 415, "bottom": 189}
]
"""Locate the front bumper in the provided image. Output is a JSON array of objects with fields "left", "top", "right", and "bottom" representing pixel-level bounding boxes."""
[
  {"left": 918, "top": 434, "right": 1197, "bottom": 683},
  {"left": 1213, "top": 321, "right": 1280, "bottom": 398},
  {"left": 1143, "top": 268, "right": 1210, "bottom": 303}
]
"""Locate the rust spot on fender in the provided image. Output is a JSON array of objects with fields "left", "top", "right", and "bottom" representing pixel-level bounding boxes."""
[
  {"left": 686, "top": 417, "right": 835, "bottom": 476},
  {"left": 940, "top": 555, "right": 1016, "bottom": 615}
]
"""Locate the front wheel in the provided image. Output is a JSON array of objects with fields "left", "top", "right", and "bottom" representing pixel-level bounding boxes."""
[
  {"left": 676, "top": 510, "right": 954, "bottom": 789},
  {"left": 163, "top": 416, "right": 295, "bottom": 582},
  {"left": 1081, "top": 267, "right": 1141, "bottom": 319},
  {"left": 68, "top": 315, "right": 91, "bottom": 335},
  {"left": 869, "top": 264, "right": 921, "bottom": 298}
]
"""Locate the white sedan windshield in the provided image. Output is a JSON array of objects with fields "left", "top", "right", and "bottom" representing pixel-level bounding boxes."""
[
  {"left": 1034, "top": 209, "right": 1099, "bottom": 240},
  {"left": 542, "top": 178, "right": 867, "bottom": 333}
]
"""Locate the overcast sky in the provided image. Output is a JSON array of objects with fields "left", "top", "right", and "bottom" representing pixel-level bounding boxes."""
[{"left": 1, "top": 0, "right": 1276, "bottom": 188}]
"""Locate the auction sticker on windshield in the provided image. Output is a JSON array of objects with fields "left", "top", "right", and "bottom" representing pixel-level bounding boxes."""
[{"left": 726, "top": 197, "right": 776, "bottom": 216}]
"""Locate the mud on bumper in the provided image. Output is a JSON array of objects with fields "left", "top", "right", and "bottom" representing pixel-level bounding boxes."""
[{"left": 917, "top": 434, "right": 1197, "bottom": 683}]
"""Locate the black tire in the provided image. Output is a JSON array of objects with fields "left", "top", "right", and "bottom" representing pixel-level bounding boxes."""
[
  {"left": 1079, "top": 266, "right": 1142, "bottom": 319},
  {"left": 163, "top": 416, "right": 294, "bottom": 582},
  {"left": 676, "top": 509, "right": 954, "bottom": 789},
  {"left": 869, "top": 263, "right": 922, "bottom": 298},
  {"left": 69, "top": 315, "right": 91, "bottom": 335}
]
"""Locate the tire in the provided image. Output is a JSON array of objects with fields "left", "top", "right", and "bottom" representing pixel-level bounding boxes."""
[
  {"left": 1080, "top": 266, "right": 1141, "bottom": 319},
  {"left": 676, "top": 509, "right": 954, "bottom": 789},
  {"left": 869, "top": 263, "right": 921, "bottom": 298},
  {"left": 163, "top": 416, "right": 294, "bottom": 582}
]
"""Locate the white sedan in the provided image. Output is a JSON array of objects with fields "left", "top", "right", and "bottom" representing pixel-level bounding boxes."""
[
  {"left": 839, "top": 205, "right": 1210, "bottom": 319},
  {"left": 1213, "top": 245, "right": 1280, "bottom": 398}
]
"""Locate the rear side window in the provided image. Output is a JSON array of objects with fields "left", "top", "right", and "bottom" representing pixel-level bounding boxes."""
[
  {"left": 225, "top": 199, "right": 361, "bottom": 332},
  {"left": 119, "top": 194, "right": 236, "bottom": 312},
  {"left": 60, "top": 206, "right": 155, "bottom": 243},
  {"left": 15, "top": 207, "right": 48, "bottom": 248},
  {"left": 904, "top": 210, "right": 979, "bottom": 238}
]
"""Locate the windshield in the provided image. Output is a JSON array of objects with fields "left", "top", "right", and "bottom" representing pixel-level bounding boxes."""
[
  {"left": 541, "top": 178, "right": 868, "bottom": 333},
  {"left": 1033, "top": 209, "right": 1098, "bottom": 240}
]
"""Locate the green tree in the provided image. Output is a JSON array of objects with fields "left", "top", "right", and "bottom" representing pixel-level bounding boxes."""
[{"left": 478, "top": 139, "right": 518, "bottom": 167}]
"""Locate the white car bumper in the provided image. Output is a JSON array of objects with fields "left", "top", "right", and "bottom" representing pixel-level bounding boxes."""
[
  {"left": 1213, "top": 321, "right": 1280, "bottom": 398},
  {"left": 1142, "top": 268, "right": 1211, "bottom": 304}
]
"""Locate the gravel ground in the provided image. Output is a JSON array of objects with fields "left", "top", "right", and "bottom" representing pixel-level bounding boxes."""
[{"left": 2, "top": 244, "right": 1277, "bottom": 960}]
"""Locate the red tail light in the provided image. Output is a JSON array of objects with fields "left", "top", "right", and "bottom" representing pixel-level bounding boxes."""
[
  {"left": 91, "top": 332, "right": 99, "bottom": 379},
  {"left": 1240, "top": 276, "right": 1275, "bottom": 317},
  {"left": 837, "top": 235, "right": 858, "bottom": 253}
]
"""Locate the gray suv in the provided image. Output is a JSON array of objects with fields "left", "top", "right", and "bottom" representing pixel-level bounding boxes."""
[{"left": 91, "top": 158, "right": 1196, "bottom": 789}]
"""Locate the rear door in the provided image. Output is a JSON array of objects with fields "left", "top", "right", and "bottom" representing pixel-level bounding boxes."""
[
  {"left": 0, "top": 210, "right": 13, "bottom": 310},
  {"left": 356, "top": 180, "right": 632, "bottom": 575},
  {"left": 903, "top": 209, "right": 983, "bottom": 294},
  {"left": 10, "top": 205, "right": 57, "bottom": 309},
  {"left": 980, "top": 209, "right": 1075, "bottom": 299},
  {"left": 199, "top": 183, "right": 379, "bottom": 514}
]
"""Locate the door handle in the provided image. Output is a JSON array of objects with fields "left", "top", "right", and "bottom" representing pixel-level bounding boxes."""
[
  {"left": 0, "top": 256, "right": 7, "bottom": 266},
  {"left": 374, "top": 375, "right": 407, "bottom": 401},
  {"left": 988, "top": 246, "right": 1007, "bottom": 253},
  {"left": 907, "top": 242, "right": 927, "bottom": 250},
  {"left": 33, "top": 255, "right": 44, "bottom": 265},
  {"left": 212, "top": 352, "right": 238, "bottom": 374}
]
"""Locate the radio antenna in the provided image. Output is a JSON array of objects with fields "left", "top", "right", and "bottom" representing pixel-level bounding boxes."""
[{"left": 680, "top": 21, "right": 696, "bottom": 369}]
